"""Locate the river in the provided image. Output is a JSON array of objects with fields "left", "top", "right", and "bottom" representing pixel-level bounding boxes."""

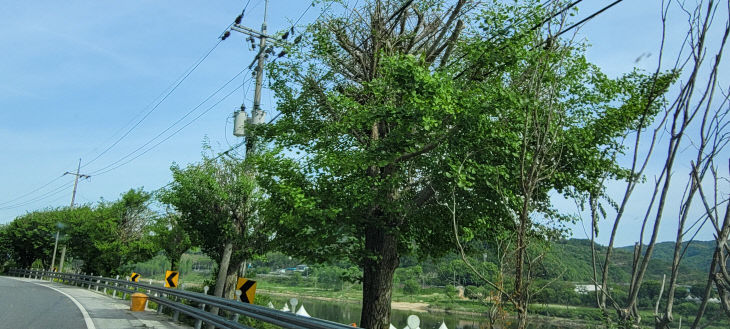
[{"left": 263, "top": 294, "right": 578, "bottom": 329}]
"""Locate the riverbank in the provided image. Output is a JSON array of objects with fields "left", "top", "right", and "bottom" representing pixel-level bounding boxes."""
[{"left": 260, "top": 289, "right": 602, "bottom": 329}]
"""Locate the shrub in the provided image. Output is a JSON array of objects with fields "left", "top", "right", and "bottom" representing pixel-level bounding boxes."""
[{"left": 403, "top": 279, "right": 420, "bottom": 295}]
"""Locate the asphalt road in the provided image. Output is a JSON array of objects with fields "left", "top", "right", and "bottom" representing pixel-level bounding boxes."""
[{"left": 0, "top": 276, "right": 87, "bottom": 329}]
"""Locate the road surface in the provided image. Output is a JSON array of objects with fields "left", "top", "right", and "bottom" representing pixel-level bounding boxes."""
[{"left": 0, "top": 276, "right": 87, "bottom": 328}]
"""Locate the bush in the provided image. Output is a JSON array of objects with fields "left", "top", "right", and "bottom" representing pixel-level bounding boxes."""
[
  {"left": 402, "top": 279, "right": 420, "bottom": 295},
  {"left": 465, "top": 285, "right": 487, "bottom": 300},
  {"left": 444, "top": 285, "right": 458, "bottom": 299},
  {"left": 674, "top": 302, "right": 699, "bottom": 316},
  {"left": 315, "top": 266, "right": 344, "bottom": 290}
]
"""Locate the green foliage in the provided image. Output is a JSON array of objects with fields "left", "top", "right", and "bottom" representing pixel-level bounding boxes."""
[
  {"left": 402, "top": 279, "right": 421, "bottom": 295},
  {"left": 618, "top": 241, "right": 717, "bottom": 281},
  {"left": 63, "top": 188, "right": 157, "bottom": 275},
  {"left": 0, "top": 224, "right": 10, "bottom": 272},
  {"left": 1, "top": 188, "right": 156, "bottom": 276},
  {"left": 159, "top": 150, "right": 274, "bottom": 274},
  {"left": 315, "top": 265, "right": 345, "bottom": 290},
  {"left": 149, "top": 214, "right": 192, "bottom": 271},
  {"left": 2, "top": 210, "right": 60, "bottom": 268}
]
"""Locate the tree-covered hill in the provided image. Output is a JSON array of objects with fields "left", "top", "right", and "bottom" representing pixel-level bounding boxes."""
[{"left": 544, "top": 239, "right": 714, "bottom": 284}]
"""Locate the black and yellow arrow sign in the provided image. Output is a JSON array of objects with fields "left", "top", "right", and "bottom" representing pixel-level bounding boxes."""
[
  {"left": 130, "top": 272, "right": 140, "bottom": 282},
  {"left": 165, "top": 270, "right": 179, "bottom": 288},
  {"left": 236, "top": 278, "right": 257, "bottom": 303}
]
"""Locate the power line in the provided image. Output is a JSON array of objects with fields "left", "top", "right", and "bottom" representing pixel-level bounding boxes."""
[
  {"left": 86, "top": 68, "right": 252, "bottom": 175},
  {"left": 1, "top": 13, "right": 248, "bottom": 214},
  {"left": 0, "top": 174, "right": 65, "bottom": 206},
  {"left": 293, "top": 1, "right": 316, "bottom": 28},
  {"left": 0, "top": 179, "right": 77, "bottom": 210},
  {"left": 549, "top": 0, "right": 624, "bottom": 42},
  {"left": 3, "top": 23, "right": 236, "bottom": 210},
  {"left": 91, "top": 79, "right": 250, "bottom": 177},
  {"left": 81, "top": 40, "right": 224, "bottom": 170},
  {"left": 452, "top": 0, "right": 580, "bottom": 79}
]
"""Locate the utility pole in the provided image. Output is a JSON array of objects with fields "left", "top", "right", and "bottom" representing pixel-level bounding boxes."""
[
  {"left": 50, "top": 158, "right": 90, "bottom": 273},
  {"left": 66, "top": 159, "right": 91, "bottom": 208},
  {"left": 250, "top": 0, "right": 268, "bottom": 155},
  {"left": 229, "top": 0, "right": 272, "bottom": 155},
  {"left": 207, "top": 2, "right": 271, "bottom": 327}
]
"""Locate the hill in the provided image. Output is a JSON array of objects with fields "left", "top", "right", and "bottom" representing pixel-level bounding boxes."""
[
  {"left": 617, "top": 240, "right": 715, "bottom": 273},
  {"left": 542, "top": 239, "right": 714, "bottom": 284}
]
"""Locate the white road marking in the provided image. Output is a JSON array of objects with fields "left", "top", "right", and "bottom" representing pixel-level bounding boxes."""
[{"left": 8, "top": 278, "right": 96, "bottom": 329}]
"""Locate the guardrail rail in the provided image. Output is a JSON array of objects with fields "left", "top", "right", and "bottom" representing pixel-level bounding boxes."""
[{"left": 7, "top": 268, "right": 356, "bottom": 329}]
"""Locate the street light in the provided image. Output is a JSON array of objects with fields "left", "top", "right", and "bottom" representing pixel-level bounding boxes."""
[{"left": 49, "top": 222, "right": 67, "bottom": 272}]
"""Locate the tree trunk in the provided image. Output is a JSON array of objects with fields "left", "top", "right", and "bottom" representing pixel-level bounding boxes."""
[
  {"left": 360, "top": 225, "right": 399, "bottom": 329},
  {"left": 171, "top": 257, "right": 179, "bottom": 271},
  {"left": 514, "top": 198, "right": 530, "bottom": 329},
  {"left": 225, "top": 266, "right": 238, "bottom": 300},
  {"left": 207, "top": 242, "right": 233, "bottom": 329}
]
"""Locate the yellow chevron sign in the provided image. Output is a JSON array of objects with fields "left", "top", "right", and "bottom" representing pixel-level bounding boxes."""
[
  {"left": 130, "top": 272, "right": 140, "bottom": 282},
  {"left": 165, "top": 271, "right": 179, "bottom": 288},
  {"left": 236, "top": 278, "right": 257, "bottom": 303}
]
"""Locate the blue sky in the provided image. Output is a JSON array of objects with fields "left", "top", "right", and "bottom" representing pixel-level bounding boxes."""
[{"left": 0, "top": 0, "right": 727, "bottom": 248}]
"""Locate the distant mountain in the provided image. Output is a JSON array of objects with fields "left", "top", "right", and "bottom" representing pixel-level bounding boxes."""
[
  {"left": 617, "top": 240, "right": 716, "bottom": 273},
  {"left": 540, "top": 239, "right": 715, "bottom": 284}
]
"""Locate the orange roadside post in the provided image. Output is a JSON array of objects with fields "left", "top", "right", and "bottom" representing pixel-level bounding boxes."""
[{"left": 130, "top": 293, "right": 148, "bottom": 311}]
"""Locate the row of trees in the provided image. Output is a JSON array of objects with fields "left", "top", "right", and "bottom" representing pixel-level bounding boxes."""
[{"left": 0, "top": 189, "right": 159, "bottom": 275}]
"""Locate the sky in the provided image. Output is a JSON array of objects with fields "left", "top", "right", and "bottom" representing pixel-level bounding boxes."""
[{"left": 0, "top": 0, "right": 727, "bottom": 248}]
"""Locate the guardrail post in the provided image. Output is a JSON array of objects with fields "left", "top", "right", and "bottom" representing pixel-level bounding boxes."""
[
  {"left": 233, "top": 290, "right": 242, "bottom": 322},
  {"left": 193, "top": 286, "right": 209, "bottom": 329},
  {"left": 172, "top": 284, "right": 181, "bottom": 322},
  {"left": 96, "top": 277, "right": 101, "bottom": 291},
  {"left": 88, "top": 273, "right": 93, "bottom": 290},
  {"left": 113, "top": 275, "right": 119, "bottom": 298},
  {"left": 157, "top": 292, "right": 165, "bottom": 314}
]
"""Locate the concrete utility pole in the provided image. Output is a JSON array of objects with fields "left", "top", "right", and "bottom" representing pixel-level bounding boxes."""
[
  {"left": 66, "top": 159, "right": 91, "bottom": 208},
  {"left": 230, "top": 0, "right": 271, "bottom": 155},
  {"left": 50, "top": 158, "right": 90, "bottom": 273},
  {"left": 207, "top": 2, "right": 271, "bottom": 327}
]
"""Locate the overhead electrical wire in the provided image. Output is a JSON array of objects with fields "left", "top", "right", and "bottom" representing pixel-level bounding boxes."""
[
  {"left": 1, "top": 19, "right": 243, "bottom": 210},
  {"left": 91, "top": 77, "right": 253, "bottom": 177},
  {"left": 0, "top": 174, "right": 66, "bottom": 206},
  {"left": 86, "top": 68, "right": 252, "bottom": 176},
  {"left": 547, "top": 0, "right": 624, "bottom": 42},
  {"left": 452, "top": 0, "right": 581, "bottom": 78},
  {"left": 0, "top": 179, "right": 77, "bottom": 210},
  {"left": 81, "top": 40, "right": 225, "bottom": 170}
]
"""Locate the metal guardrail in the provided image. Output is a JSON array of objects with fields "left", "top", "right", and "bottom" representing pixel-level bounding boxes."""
[{"left": 7, "top": 268, "right": 356, "bottom": 329}]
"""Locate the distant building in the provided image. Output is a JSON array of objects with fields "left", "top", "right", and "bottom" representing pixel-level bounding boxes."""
[{"left": 574, "top": 284, "right": 603, "bottom": 294}]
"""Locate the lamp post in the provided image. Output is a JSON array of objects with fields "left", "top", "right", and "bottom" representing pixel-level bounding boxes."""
[{"left": 49, "top": 230, "right": 59, "bottom": 272}]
